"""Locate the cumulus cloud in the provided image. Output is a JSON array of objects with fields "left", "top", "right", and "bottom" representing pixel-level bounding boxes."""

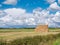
[
  {"left": 0, "top": 8, "right": 60, "bottom": 28},
  {"left": 0, "top": 8, "right": 25, "bottom": 27},
  {"left": 25, "top": 18, "right": 36, "bottom": 25},
  {"left": 47, "top": 11, "right": 60, "bottom": 28},
  {"left": 3, "top": 0, "right": 18, "bottom": 5},
  {"left": 58, "top": 0, "right": 60, "bottom": 4},
  {"left": 52, "top": 12, "right": 60, "bottom": 22},
  {"left": 0, "top": 8, "right": 36, "bottom": 28},
  {"left": 46, "top": 0, "right": 55, "bottom": 4},
  {"left": 4, "top": 8, "right": 26, "bottom": 19},
  {"left": 33, "top": 8, "right": 49, "bottom": 25},
  {"left": 48, "top": 2, "right": 60, "bottom": 11},
  {"left": 33, "top": 7, "right": 60, "bottom": 28},
  {"left": 0, "top": 10, "right": 7, "bottom": 18}
]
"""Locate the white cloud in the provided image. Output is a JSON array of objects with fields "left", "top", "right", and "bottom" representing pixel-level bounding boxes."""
[
  {"left": 58, "top": 0, "right": 60, "bottom": 4},
  {"left": 4, "top": 8, "right": 26, "bottom": 19},
  {"left": 48, "top": 12, "right": 60, "bottom": 27},
  {"left": 0, "top": 8, "right": 36, "bottom": 27},
  {"left": 33, "top": 7, "right": 60, "bottom": 28},
  {"left": 14, "top": 20, "right": 24, "bottom": 25},
  {"left": 46, "top": 0, "right": 55, "bottom": 4},
  {"left": 33, "top": 8, "right": 49, "bottom": 25},
  {"left": 0, "top": 10, "right": 7, "bottom": 18},
  {"left": 3, "top": 0, "right": 18, "bottom": 5},
  {"left": 48, "top": 2, "right": 60, "bottom": 11},
  {"left": 0, "top": 8, "right": 26, "bottom": 26},
  {"left": 25, "top": 18, "right": 36, "bottom": 25},
  {"left": 52, "top": 12, "right": 60, "bottom": 22},
  {"left": 0, "top": 8, "right": 60, "bottom": 28}
]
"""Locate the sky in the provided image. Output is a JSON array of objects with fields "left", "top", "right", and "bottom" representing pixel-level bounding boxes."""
[{"left": 0, "top": 0, "right": 60, "bottom": 28}]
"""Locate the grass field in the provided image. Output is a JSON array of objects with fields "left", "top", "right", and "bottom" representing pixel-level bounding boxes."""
[
  {"left": 49, "top": 28, "right": 60, "bottom": 32},
  {"left": 0, "top": 28, "right": 34, "bottom": 33},
  {"left": 0, "top": 28, "right": 60, "bottom": 45},
  {"left": 0, "top": 32, "right": 60, "bottom": 41},
  {"left": 0, "top": 28, "right": 60, "bottom": 32},
  {"left": 0, "top": 28, "right": 60, "bottom": 41}
]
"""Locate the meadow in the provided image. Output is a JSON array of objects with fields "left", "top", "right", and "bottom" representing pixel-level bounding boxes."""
[
  {"left": 0, "top": 28, "right": 60, "bottom": 32},
  {"left": 0, "top": 28, "right": 60, "bottom": 45}
]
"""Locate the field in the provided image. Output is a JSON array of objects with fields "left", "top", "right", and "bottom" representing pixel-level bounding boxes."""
[
  {"left": 0, "top": 28, "right": 60, "bottom": 41},
  {"left": 0, "top": 28, "right": 60, "bottom": 45},
  {"left": 0, "top": 28, "right": 60, "bottom": 32}
]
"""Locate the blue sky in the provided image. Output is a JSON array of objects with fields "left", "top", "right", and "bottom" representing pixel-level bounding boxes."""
[
  {"left": 0, "top": 0, "right": 60, "bottom": 28},
  {"left": 0, "top": 0, "right": 50, "bottom": 12}
]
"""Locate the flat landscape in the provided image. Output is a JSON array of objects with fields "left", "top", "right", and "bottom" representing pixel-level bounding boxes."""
[
  {"left": 0, "top": 28, "right": 60, "bottom": 45},
  {"left": 0, "top": 28, "right": 60, "bottom": 41}
]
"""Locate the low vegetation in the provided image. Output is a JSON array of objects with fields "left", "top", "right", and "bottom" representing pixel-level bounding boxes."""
[
  {"left": 0, "top": 28, "right": 60, "bottom": 45},
  {"left": 49, "top": 28, "right": 60, "bottom": 32},
  {"left": 0, "top": 33, "right": 60, "bottom": 45},
  {"left": 0, "top": 28, "right": 60, "bottom": 32}
]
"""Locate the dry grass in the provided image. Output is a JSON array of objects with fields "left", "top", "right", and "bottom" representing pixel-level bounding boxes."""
[
  {"left": 0, "top": 32, "right": 60, "bottom": 41},
  {"left": 0, "top": 28, "right": 60, "bottom": 41}
]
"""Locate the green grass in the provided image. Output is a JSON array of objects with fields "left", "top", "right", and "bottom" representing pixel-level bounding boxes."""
[
  {"left": 0, "top": 28, "right": 34, "bottom": 32},
  {"left": 49, "top": 28, "right": 60, "bottom": 32},
  {"left": 0, "top": 33, "right": 60, "bottom": 45},
  {"left": 49, "top": 28, "right": 60, "bottom": 30},
  {"left": 0, "top": 28, "right": 60, "bottom": 32},
  {"left": 53, "top": 39, "right": 60, "bottom": 45},
  {"left": 0, "top": 28, "right": 60, "bottom": 45}
]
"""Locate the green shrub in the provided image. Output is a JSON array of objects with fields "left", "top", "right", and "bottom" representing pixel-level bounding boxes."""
[{"left": 53, "top": 39, "right": 60, "bottom": 45}]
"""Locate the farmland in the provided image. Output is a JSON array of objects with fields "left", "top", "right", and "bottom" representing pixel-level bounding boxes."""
[
  {"left": 0, "top": 28, "right": 60, "bottom": 32},
  {"left": 0, "top": 28, "right": 60, "bottom": 45},
  {"left": 0, "top": 28, "right": 60, "bottom": 40}
]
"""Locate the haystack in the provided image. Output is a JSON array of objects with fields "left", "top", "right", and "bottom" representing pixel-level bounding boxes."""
[{"left": 35, "top": 25, "right": 48, "bottom": 32}]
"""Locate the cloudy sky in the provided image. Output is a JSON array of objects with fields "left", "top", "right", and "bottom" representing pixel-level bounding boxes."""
[{"left": 0, "top": 0, "right": 60, "bottom": 28}]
